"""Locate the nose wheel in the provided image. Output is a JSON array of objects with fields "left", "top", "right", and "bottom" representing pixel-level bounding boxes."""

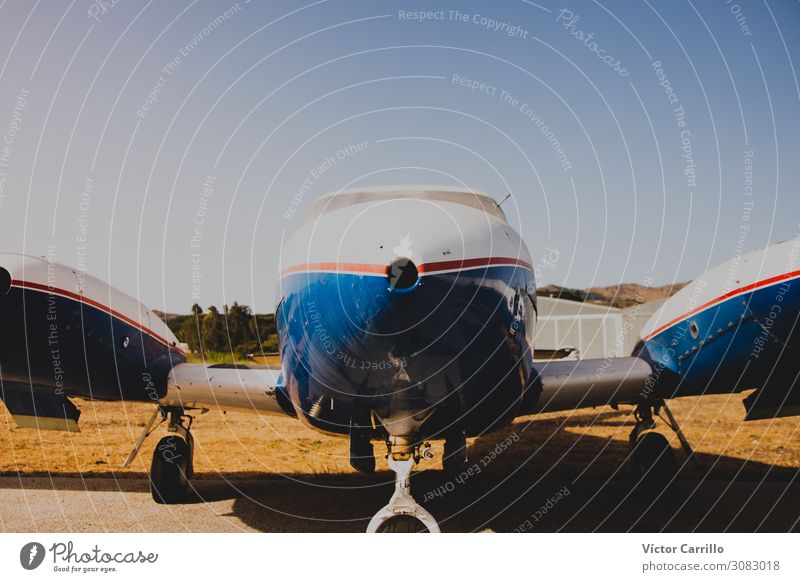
[
  {"left": 369, "top": 457, "right": 437, "bottom": 533},
  {"left": 367, "top": 456, "right": 440, "bottom": 533}
]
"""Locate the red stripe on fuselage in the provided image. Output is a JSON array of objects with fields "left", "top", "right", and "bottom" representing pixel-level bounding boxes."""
[
  {"left": 278, "top": 256, "right": 533, "bottom": 279},
  {"left": 418, "top": 256, "right": 533, "bottom": 273},
  {"left": 279, "top": 262, "right": 388, "bottom": 277},
  {"left": 10, "top": 279, "right": 184, "bottom": 355},
  {"left": 641, "top": 268, "right": 800, "bottom": 342}
]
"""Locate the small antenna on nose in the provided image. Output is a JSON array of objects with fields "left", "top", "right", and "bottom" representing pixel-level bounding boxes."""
[{"left": 496, "top": 193, "right": 512, "bottom": 207}]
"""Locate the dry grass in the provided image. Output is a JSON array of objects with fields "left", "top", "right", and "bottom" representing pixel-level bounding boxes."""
[{"left": 1, "top": 391, "right": 798, "bottom": 482}]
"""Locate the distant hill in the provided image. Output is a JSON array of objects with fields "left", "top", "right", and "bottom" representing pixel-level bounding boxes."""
[
  {"left": 152, "top": 309, "right": 180, "bottom": 321},
  {"left": 588, "top": 282, "right": 688, "bottom": 308},
  {"left": 537, "top": 285, "right": 593, "bottom": 303},
  {"left": 539, "top": 282, "right": 688, "bottom": 309}
]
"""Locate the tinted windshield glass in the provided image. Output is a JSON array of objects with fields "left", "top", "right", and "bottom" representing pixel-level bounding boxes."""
[{"left": 307, "top": 188, "right": 508, "bottom": 223}]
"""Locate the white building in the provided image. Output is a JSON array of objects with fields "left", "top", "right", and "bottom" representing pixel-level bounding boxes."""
[{"left": 534, "top": 296, "right": 665, "bottom": 360}]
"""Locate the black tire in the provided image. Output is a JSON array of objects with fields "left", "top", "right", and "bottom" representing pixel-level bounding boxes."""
[
  {"left": 374, "top": 515, "right": 430, "bottom": 533},
  {"left": 150, "top": 436, "right": 192, "bottom": 504},
  {"left": 631, "top": 432, "right": 678, "bottom": 501}
]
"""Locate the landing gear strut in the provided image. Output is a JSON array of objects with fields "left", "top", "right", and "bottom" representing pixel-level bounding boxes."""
[
  {"left": 150, "top": 408, "right": 194, "bottom": 504},
  {"left": 367, "top": 437, "right": 440, "bottom": 533},
  {"left": 629, "top": 400, "right": 693, "bottom": 499}
]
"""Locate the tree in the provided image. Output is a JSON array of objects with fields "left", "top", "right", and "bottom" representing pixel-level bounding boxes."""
[
  {"left": 201, "top": 306, "right": 227, "bottom": 353},
  {"left": 226, "top": 301, "right": 254, "bottom": 348},
  {"left": 165, "top": 302, "right": 279, "bottom": 359},
  {"left": 180, "top": 315, "right": 202, "bottom": 354}
]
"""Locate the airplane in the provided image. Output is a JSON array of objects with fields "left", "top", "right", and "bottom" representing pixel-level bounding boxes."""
[{"left": 1, "top": 185, "right": 798, "bottom": 533}]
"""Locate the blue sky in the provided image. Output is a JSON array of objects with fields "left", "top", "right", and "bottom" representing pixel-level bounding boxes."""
[{"left": 0, "top": 0, "right": 798, "bottom": 312}]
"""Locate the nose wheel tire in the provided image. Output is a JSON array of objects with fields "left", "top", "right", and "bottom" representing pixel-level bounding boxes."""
[
  {"left": 374, "top": 515, "right": 430, "bottom": 533},
  {"left": 367, "top": 456, "right": 441, "bottom": 533},
  {"left": 150, "top": 435, "right": 193, "bottom": 504}
]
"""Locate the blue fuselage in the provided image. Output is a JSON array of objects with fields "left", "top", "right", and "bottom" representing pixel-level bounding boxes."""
[
  {"left": 635, "top": 274, "right": 800, "bottom": 414},
  {"left": 276, "top": 265, "right": 536, "bottom": 437}
]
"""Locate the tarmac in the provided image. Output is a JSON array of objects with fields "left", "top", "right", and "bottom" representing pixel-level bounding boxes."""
[{"left": 1, "top": 473, "right": 798, "bottom": 533}]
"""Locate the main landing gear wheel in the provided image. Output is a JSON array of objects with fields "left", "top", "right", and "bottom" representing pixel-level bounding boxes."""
[
  {"left": 367, "top": 455, "right": 440, "bottom": 534},
  {"left": 629, "top": 400, "right": 689, "bottom": 501},
  {"left": 150, "top": 410, "right": 194, "bottom": 504},
  {"left": 632, "top": 432, "right": 678, "bottom": 497}
]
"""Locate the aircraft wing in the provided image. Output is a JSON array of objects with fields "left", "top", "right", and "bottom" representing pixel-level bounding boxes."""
[
  {"left": 160, "top": 363, "right": 294, "bottom": 416},
  {"left": 523, "top": 357, "right": 653, "bottom": 414}
]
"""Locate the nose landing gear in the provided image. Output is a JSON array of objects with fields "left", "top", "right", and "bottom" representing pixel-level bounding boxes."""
[{"left": 367, "top": 437, "right": 440, "bottom": 533}]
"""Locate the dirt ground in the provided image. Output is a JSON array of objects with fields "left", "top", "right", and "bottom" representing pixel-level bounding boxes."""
[{"left": 1, "top": 392, "right": 799, "bottom": 532}]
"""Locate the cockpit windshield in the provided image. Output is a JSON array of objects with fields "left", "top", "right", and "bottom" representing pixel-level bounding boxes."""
[{"left": 306, "top": 186, "right": 508, "bottom": 223}]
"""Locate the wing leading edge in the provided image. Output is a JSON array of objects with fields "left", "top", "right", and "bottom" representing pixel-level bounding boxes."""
[
  {"left": 160, "top": 363, "right": 295, "bottom": 416},
  {"left": 524, "top": 357, "right": 653, "bottom": 415}
]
